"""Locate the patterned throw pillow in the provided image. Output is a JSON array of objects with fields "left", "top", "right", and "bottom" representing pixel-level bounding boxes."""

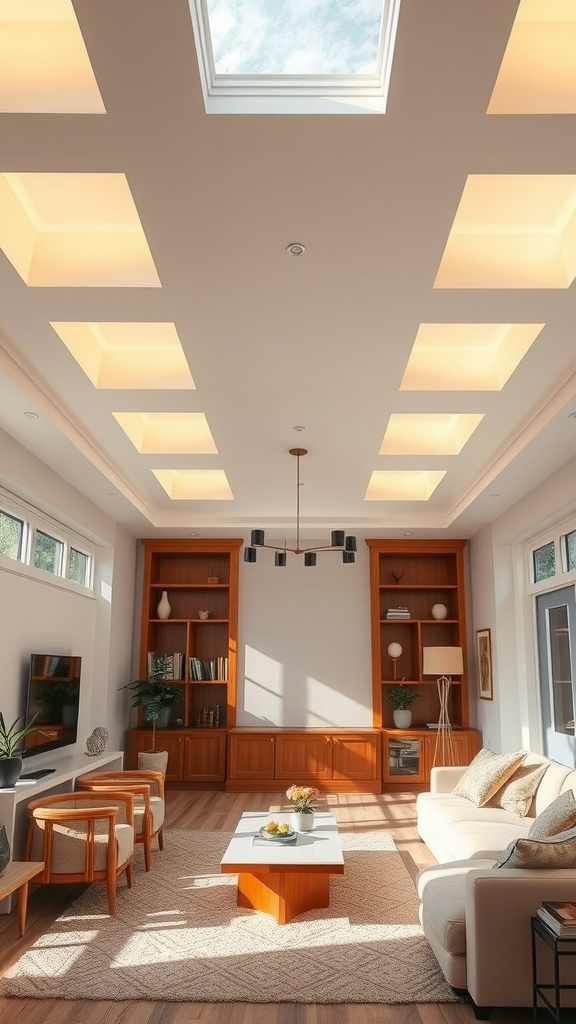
[
  {"left": 528, "top": 789, "right": 576, "bottom": 839},
  {"left": 489, "top": 763, "right": 548, "bottom": 817},
  {"left": 493, "top": 826, "right": 576, "bottom": 869},
  {"left": 452, "top": 748, "right": 527, "bottom": 807}
]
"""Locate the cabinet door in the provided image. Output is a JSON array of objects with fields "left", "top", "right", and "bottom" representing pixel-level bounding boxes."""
[
  {"left": 183, "top": 731, "right": 226, "bottom": 782},
  {"left": 275, "top": 733, "right": 332, "bottom": 781},
  {"left": 128, "top": 730, "right": 184, "bottom": 782},
  {"left": 332, "top": 734, "right": 379, "bottom": 781},
  {"left": 227, "top": 732, "right": 275, "bottom": 780},
  {"left": 383, "top": 731, "right": 427, "bottom": 784}
]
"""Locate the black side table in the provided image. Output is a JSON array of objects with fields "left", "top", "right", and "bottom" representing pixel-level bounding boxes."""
[{"left": 531, "top": 915, "right": 576, "bottom": 1021}]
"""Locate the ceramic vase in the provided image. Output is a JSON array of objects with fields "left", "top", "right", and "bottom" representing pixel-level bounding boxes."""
[
  {"left": 0, "top": 756, "right": 22, "bottom": 789},
  {"left": 0, "top": 824, "right": 10, "bottom": 875},
  {"left": 290, "top": 811, "right": 315, "bottom": 832},
  {"left": 157, "top": 590, "right": 171, "bottom": 620},
  {"left": 393, "top": 709, "right": 412, "bottom": 729},
  {"left": 431, "top": 603, "right": 448, "bottom": 620}
]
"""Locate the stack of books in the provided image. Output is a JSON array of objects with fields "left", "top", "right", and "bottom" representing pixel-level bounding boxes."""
[
  {"left": 147, "top": 652, "right": 184, "bottom": 680},
  {"left": 386, "top": 607, "right": 410, "bottom": 619},
  {"left": 537, "top": 902, "right": 576, "bottom": 936}
]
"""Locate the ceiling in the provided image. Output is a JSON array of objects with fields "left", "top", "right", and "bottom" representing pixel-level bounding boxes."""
[{"left": 0, "top": 0, "right": 575, "bottom": 543}]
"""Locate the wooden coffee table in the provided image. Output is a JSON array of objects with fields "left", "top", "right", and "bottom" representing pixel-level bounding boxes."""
[
  {"left": 0, "top": 861, "right": 44, "bottom": 936},
  {"left": 220, "top": 810, "right": 344, "bottom": 924}
]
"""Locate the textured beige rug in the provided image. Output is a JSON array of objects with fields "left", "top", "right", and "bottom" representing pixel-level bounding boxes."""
[{"left": 1, "top": 828, "right": 461, "bottom": 1004}]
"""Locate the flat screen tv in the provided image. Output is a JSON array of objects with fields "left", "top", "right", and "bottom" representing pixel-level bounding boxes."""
[{"left": 22, "top": 654, "right": 82, "bottom": 759}]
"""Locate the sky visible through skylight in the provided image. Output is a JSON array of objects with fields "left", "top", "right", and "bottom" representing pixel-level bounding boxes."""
[{"left": 206, "top": 0, "right": 384, "bottom": 76}]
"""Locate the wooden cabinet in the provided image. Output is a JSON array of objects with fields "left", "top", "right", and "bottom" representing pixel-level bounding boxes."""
[
  {"left": 127, "top": 729, "right": 184, "bottom": 783},
  {"left": 127, "top": 728, "right": 227, "bottom": 782},
  {"left": 226, "top": 729, "right": 381, "bottom": 793},
  {"left": 382, "top": 728, "right": 481, "bottom": 786}
]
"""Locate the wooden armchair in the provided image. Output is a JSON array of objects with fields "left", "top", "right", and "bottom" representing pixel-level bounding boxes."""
[
  {"left": 76, "top": 769, "right": 165, "bottom": 871},
  {"left": 26, "top": 790, "right": 135, "bottom": 915}
]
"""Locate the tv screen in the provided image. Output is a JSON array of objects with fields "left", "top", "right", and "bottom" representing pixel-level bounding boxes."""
[{"left": 22, "top": 654, "right": 81, "bottom": 759}]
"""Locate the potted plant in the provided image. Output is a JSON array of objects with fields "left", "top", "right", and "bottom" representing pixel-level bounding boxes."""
[
  {"left": 0, "top": 713, "right": 40, "bottom": 788},
  {"left": 122, "top": 671, "right": 184, "bottom": 773},
  {"left": 386, "top": 685, "right": 421, "bottom": 728}
]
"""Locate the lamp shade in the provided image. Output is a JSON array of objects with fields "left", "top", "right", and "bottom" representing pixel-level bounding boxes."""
[
  {"left": 387, "top": 642, "right": 403, "bottom": 659},
  {"left": 422, "top": 646, "right": 463, "bottom": 676}
]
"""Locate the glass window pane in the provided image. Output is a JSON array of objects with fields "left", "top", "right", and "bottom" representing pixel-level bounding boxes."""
[
  {"left": 548, "top": 604, "right": 574, "bottom": 736},
  {"left": 34, "top": 530, "right": 64, "bottom": 575},
  {"left": 0, "top": 510, "right": 24, "bottom": 560},
  {"left": 69, "top": 546, "right": 90, "bottom": 586},
  {"left": 565, "top": 530, "right": 576, "bottom": 572},
  {"left": 533, "top": 542, "right": 556, "bottom": 582}
]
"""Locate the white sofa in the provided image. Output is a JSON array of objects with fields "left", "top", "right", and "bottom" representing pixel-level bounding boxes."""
[{"left": 416, "top": 752, "right": 576, "bottom": 1017}]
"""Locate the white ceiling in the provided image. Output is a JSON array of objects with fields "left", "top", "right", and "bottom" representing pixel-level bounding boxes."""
[{"left": 0, "top": 0, "right": 575, "bottom": 542}]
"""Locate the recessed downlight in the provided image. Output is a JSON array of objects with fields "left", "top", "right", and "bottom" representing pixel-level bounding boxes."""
[
  {"left": 286, "top": 242, "right": 306, "bottom": 257},
  {"left": 23, "top": 411, "right": 39, "bottom": 419}
]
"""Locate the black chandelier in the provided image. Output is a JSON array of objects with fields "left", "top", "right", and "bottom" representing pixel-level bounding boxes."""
[{"left": 243, "top": 448, "right": 357, "bottom": 566}]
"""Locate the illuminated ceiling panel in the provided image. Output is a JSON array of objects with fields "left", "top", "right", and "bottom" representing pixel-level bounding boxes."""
[
  {"left": 488, "top": 0, "right": 576, "bottom": 114},
  {"left": 434, "top": 175, "right": 576, "bottom": 289},
  {"left": 0, "top": 173, "right": 160, "bottom": 287},
  {"left": 0, "top": 0, "right": 105, "bottom": 113},
  {"left": 152, "top": 469, "right": 234, "bottom": 500},
  {"left": 379, "top": 413, "right": 484, "bottom": 455},
  {"left": 400, "top": 323, "right": 544, "bottom": 391},
  {"left": 113, "top": 413, "right": 217, "bottom": 454},
  {"left": 50, "top": 323, "right": 194, "bottom": 389},
  {"left": 364, "top": 470, "right": 446, "bottom": 501}
]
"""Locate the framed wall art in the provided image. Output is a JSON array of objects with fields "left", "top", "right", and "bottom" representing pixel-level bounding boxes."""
[{"left": 476, "top": 628, "right": 493, "bottom": 700}]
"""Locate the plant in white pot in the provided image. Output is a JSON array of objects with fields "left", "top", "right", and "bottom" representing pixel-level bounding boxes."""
[
  {"left": 122, "top": 673, "right": 184, "bottom": 774},
  {"left": 386, "top": 685, "right": 421, "bottom": 729},
  {"left": 0, "top": 713, "right": 41, "bottom": 788}
]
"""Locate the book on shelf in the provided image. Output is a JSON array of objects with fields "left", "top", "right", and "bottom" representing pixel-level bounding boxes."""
[
  {"left": 537, "top": 902, "right": 576, "bottom": 936},
  {"left": 386, "top": 607, "right": 410, "bottom": 619},
  {"left": 188, "top": 655, "right": 228, "bottom": 681},
  {"left": 147, "top": 652, "right": 184, "bottom": 681}
]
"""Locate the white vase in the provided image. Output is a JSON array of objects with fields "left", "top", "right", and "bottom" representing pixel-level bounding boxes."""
[
  {"left": 157, "top": 591, "right": 171, "bottom": 619},
  {"left": 393, "top": 709, "right": 412, "bottom": 729},
  {"left": 431, "top": 603, "right": 448, "bottom": 620},
  {"left": 290, "top": 811, "right": 315, "bottom": 832}
]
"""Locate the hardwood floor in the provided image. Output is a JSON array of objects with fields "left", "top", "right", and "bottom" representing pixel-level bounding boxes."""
[{"left": 0, "top": 789, "right": 534, "bottom": 1023}]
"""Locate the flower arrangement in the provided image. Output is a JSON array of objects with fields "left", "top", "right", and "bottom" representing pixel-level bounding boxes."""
[{"left": 286, "top": 784, "right": 320, "bottom": 815}]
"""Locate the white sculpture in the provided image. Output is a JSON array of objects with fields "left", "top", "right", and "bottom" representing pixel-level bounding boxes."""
[{"left": 86, "top": 726, "right": 109, "bottom": 756}]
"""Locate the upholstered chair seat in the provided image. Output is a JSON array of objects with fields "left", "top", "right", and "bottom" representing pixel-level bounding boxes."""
[
  {"left": 26, "top": 791, "right": 135, "bottom": 915},
  {"left": 76, "top": 770, "right": 165, "bottom": 871}
]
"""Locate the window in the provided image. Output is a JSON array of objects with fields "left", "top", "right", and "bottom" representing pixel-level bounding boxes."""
[
  {"left": 33, "top": 529, "right": 65, "bottom": 575},
  {"left": 0, "top": 509, "right": 24, "bottom": 560},
  {"left": 533, "top": 541, "right": 556, "bottom": 583},
  {"left": 563, "top": 530, "right": 576, "bottom": 572},
  {"left": 69, "top": 546, "right": 91, "bottom": 587}
]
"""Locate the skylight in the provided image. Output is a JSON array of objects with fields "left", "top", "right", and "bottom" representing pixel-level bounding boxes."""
[{"left": 189, "top": 0, "right": 400, "bottom": 114}]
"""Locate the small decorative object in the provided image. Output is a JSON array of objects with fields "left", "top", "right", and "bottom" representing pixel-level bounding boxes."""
[
  {"left": 85, "top": 726, "right": 109, "bottom": 756},
  {"left": 387, "top": 642, "right": 403, "bottom": 680},
  {"left": 207, "top": 570, "right": 219, "bottom": 584},
  {"left": 431, "top": 603, "right": 448, "bottom": 620},
  {"left": 286, "top": 784, "right": 319, "bottom": 832},
  {"left": 0, "top": 824, "right": 10, "bottom": 875},
  {"left": 157, "top": 591, "right": 171, "bottom": 620},
  {"left": 391, "top": 566, "right": 405, "bottom": 584},
  {"left": 198, "top": 609, "right": 210, "bottom": 619},
  {"left": 476, "top": 628, "right": 493, "bottom": 701},
  {"left": 386, "top": 684, "right": 421, "bottom": 729}
]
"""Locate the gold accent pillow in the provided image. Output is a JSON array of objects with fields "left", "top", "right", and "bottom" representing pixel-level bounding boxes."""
[
  {"left": 493, "top": 826, "right": 576, "bottom": 870},
  {"left": 452, "top": 748, "right": 527, "bottom": 807},
  {"left": 528, "top": 790, "right": 576, "bottom": 839},
  {"left": 488, "top": 763, "right": 548, "bottom": 817}
]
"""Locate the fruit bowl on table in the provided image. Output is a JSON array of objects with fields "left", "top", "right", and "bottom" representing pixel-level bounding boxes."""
[{"left": 257, "top": 824, "right": 297, "bottom": 843}]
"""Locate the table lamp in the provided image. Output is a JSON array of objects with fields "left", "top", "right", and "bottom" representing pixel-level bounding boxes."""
[{"left": 422, "top": 646, "right": 464, "bottom": 766}]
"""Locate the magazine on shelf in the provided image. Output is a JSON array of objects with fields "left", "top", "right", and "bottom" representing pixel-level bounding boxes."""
[{"left": 537, "top": 902, "right": 576, "bottom": 936}]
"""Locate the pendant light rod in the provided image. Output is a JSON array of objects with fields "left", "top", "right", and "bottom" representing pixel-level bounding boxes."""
[{"left": 243, "top": 448, "right": 357, "bottom": 565}]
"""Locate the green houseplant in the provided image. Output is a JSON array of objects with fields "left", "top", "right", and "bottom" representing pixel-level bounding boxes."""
[
  {"left": 0, "top": 713, "right": 40, "bottom": 787},
  {"left": 122, "top": 676, "right": 184, "bottom": 752},
  {"left": 386, "top": 685, "right": 421, "bottom": 728}
]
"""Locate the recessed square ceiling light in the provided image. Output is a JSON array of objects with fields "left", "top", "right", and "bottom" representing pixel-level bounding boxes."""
[
  {"left": 113, "top": 413, "right": 217, "bottom": 454},
  {"left": 488, "top": 0, "right": 576, "bottom": 114},
  {"left": 0, "top": 0, "right": 105, "bottom": 113},
  {"left": 380, "top": 413, "right": 484, "bottom": 455},
  {"left": 188, "top": 0, "right": 400, "bottom": 114},
  {"left": 364, "top": 470, "right": 446, "bottom": 501},
  {"left": 152, "top": 469, "right": 234, "bottom": 500},
  {"left": 434, "top": 175, "right": 576, "bottom": 289},
  {"left": 0, "top": 173, "right": 160, "bottom": 287},
  {"left": 50, "top": 323, "right": 194, "bottom": 389},
  {"left": 400, "top": 323, "right": 544, "bottom": 391}
]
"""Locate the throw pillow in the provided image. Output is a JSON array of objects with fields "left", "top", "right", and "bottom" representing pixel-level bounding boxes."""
[
  {"left": 452, "top": 748, "right": 527, "bottom": 807},
  {"left": 493, "top": 825, "right": 576, "bottom": 870},
  {"left": 528, "top": 789, "right": 576, "bottom": 839},
  {"left": 488, "top": 763, "right": 548, "bottom": 817}
]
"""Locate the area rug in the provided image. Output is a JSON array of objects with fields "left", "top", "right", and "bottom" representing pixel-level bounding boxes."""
[{"left": 1, "top": 829, "right": 461, "bottom": 1004}]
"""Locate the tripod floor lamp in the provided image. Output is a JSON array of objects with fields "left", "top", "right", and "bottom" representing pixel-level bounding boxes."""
[{"left": 422, "top": 646, "right": 464, "bottom": 766}]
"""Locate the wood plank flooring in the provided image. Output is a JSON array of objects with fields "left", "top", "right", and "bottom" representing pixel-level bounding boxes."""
[{"left": 0, "top": 789, "right": 534, "bottom": 1023}]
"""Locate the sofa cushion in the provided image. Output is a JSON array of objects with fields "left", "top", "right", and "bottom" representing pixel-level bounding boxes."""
[
  {"left": 488, "top": 762, "right": 548, "bottom": 817},
  {"left": 417, "top": 791, "right": 531, "bottom": 862},
  {"left": 528, "top": 790, "right": 576, "bottom": 839},
  {"left": 417, "top": 859, "right": 496, "bottom": 956},
  {"left": 452, "top": 748, "right": 527, "bottom": 807},
  {"left": 493, "top": 825, "right": 576, "bottom": 870}
]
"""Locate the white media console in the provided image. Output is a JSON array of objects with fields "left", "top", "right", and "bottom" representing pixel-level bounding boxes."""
[{"left": 0, "top": 749, "right": 124, "bottom": 913}]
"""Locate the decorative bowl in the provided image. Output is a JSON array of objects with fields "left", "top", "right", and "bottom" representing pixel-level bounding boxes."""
[{"left": 257, "top": 827, "right": 297, "bottom": 843}]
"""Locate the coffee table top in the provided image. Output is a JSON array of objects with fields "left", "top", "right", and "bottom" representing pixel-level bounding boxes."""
[{"left": 220, "top": 811, "right": 344, "bottom": 873}]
